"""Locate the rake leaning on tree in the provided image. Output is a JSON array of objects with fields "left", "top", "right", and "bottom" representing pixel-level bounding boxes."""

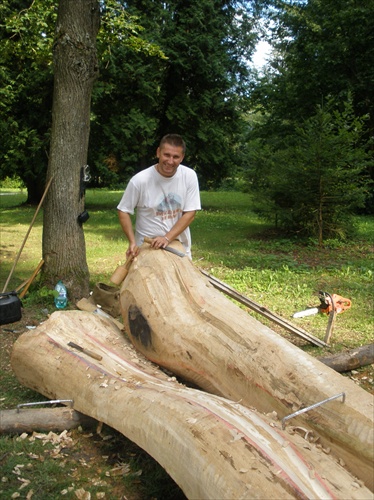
[{"left": 117, "top": 134, "right": 201, "bottom": 259}]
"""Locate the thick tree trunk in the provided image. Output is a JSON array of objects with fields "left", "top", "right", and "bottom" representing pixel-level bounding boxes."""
[
  {"left": 11, "top": 311, "right": 373, "bottom": 500},
  {"left": 42, "top": 0, "right": 100, "bottom": 300},
  {"left": 120, "top": 242, "right": 374, "bottom": 491},
  {"left": 24, "top": 175, "right": 47, "bottom": 206}
]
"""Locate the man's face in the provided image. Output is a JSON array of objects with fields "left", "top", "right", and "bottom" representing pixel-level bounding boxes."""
[{"left": 156, "top": 144, "right": 185, "bottom": 177}]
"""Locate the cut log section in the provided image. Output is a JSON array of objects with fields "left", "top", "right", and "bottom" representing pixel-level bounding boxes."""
[
  {"left": 319, "top": 344, "right": 374, "bottom": 372},
  {"left": 120, "top": 242, "right": 374, "bottom": 491},
  {"left": 0, "top": 407, "right": 96, "bottom": 434},
  {"left": 11, "top": 311, "right": 372, "bottom": 499}
]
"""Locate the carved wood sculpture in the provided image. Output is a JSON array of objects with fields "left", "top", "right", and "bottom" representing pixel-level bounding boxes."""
[
  {"left": 11, "top": 311, "right": 373, "bottom": 499},
  {"left": 120, "top": 241, "right": 374, "bottom": 491}
]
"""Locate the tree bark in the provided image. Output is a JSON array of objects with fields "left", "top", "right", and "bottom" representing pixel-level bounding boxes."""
[
  {"left": 42, "top": 0, "right": 100, "bottom": 300},
  {"left": 0, "top": 407, "right": 96, "bottom": 435},
  {"left": 24, "top": 176, "right": 47, "bottom": 206},
  {"left": 319, "top": 344, "right": 374, "bottom": 372}
]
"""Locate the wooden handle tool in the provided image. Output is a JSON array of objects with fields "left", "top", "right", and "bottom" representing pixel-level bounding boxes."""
[
  {"left": 110, "top": 247, "right": 138, "bottom": 285},
  {"left": 68, "top": 342, "right": 102, "bottom": 361},
  {"left": 143, "top": 237, "right": 185, "bottom": 257}
]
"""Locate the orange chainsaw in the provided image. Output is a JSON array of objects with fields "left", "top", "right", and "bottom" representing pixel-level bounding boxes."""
[{"left": 293, "top": 291, "right": 352, "bottom": 318}]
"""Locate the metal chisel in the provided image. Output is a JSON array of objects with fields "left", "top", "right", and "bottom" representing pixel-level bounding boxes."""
[{"left": 68, "top": 341, "right": 102, "bottom": 361}]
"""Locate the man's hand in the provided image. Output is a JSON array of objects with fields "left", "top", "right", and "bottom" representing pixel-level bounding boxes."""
[
  {"left": 150, "top": 235, "right": 170, "bottom": 249},
  {"left": 126, "top": 243, "right": 140, "bottom": 258},
  {"left": 144, "top": 210, "right": 196, "bottom": 250}
]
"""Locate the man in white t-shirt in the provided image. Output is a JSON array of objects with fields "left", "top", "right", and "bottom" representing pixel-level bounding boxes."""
[{"left": 117, "top": 134, "right": 201, "bottom": 259}]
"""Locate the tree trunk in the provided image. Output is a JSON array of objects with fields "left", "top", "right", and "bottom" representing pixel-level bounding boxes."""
[
  {"left": 11, "top": 311, "right": 373, "bottom": 500},
  {"left": 24, "top": 175, "right": 47, "bottom": 206},
  {"left": 42, "top": 0, "right": 100, "bottom": 300},
  {"left": 120, "top": 241, "right": 374, "bottom": 491}
]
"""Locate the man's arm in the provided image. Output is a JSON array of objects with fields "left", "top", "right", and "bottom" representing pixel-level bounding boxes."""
[
  {"left": 118, "top": 210, "right": 139, "bottom": 257},
  {"left": 151, "top": 211, "right": 196, "bottom": 249}
]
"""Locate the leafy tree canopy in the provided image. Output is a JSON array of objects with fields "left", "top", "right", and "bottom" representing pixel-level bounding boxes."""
[
  {"left": 248, "top": 0, "right": 374, "bottom": 215},
  {"left": 0, "top": 0, "right": 164, "bottom": 201},
  {"left": 245, "top": 97, "right": 373, "bottom": 243},
  {"left": 89, "top": 0, "right": 260, "bottom": 189},
  {"left": 1, "top": 0, "right": 263, "bottom": 197},
  {"left": 253, "top": 0, "right": 374, "bottom": 128}
]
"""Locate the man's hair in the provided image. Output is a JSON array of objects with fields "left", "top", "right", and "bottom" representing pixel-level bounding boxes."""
[{"left": 159, "top": 134, "right": 186, "bottom": 154}]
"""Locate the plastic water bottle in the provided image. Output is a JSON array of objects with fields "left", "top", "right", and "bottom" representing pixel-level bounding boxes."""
[{"left": 54, "top": 280, "right": 68, "bottom": 309}]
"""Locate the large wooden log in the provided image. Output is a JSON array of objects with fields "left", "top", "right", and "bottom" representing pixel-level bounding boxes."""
[
  {"left": 11, "top": 312, "right": 372, "bottom": 500},
  {"left": 120, "top": 242, "right": 374, "bottom": 491}
]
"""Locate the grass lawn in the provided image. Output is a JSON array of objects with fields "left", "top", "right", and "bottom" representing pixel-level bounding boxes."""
[
  {"left": 1, "top": 187, "right": 373, "bottom": 349},
  {"left": 1, "top": 187, "right": 373, "bottom": 498}
]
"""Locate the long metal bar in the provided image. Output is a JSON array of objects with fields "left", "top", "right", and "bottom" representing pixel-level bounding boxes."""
[
  {"left": 17, "top": 399, "right": 73, "bottom": 413},
  {"left": 281, "top": 392, "right": 346, "bottom": 429},
  {"left": 200, "top": 270, "right": 328, "bottom": 348}
]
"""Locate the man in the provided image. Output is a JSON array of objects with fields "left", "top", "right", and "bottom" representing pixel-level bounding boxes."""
[{"left": 117, "top": 134, "right": 201, "bottom": 259}]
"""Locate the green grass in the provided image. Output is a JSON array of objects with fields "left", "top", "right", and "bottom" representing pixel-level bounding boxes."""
[
  {"left": 1, "top": 187, "right": 373, "bottom": 347},
  {"left": 0, "top": 425, "right": 184, "bottom": 500},
  {"left": 0, "top": 434, "right": 85, "bottom": 499}
]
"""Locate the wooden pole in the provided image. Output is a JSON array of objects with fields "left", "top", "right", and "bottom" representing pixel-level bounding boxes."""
[
  {"left": 15, "top": 277, "right": 32, "bottom": 293},
  {"left": 2, "top": 176, "right": 53, "bottom": 293},
  {"left": 19, "top": 259, "right": 45, "bottom": 299}
]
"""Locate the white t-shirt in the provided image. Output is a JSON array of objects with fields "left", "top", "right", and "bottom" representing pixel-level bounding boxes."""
[{"left": 117, "top": 164, "right": 201, "bottom": 257}]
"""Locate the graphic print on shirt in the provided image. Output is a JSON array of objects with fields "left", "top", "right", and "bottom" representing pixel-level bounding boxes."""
[{"left": 155, "top": 193, "right": 182, "bottom": 221}]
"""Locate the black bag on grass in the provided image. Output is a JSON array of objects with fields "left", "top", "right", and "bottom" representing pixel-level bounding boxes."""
[{"left": 0, "top": 291, "right": 22, "bottom": 325}]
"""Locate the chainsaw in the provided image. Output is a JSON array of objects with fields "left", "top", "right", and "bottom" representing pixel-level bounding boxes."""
[{"left": 293, "top": 291, "right": 352, "bottom": 318}]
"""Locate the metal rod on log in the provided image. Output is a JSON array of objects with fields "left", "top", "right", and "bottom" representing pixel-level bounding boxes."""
[{"left": 200, "top": 269, "right": 328, "bottom": 348}]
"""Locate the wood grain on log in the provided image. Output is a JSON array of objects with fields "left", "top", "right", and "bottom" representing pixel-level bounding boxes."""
[
  {"left": 120, "top": 242, "right": 374, "bottom": 491},
  {"left": 11, "top": 311, "right": 373, "bottom": 499}
]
